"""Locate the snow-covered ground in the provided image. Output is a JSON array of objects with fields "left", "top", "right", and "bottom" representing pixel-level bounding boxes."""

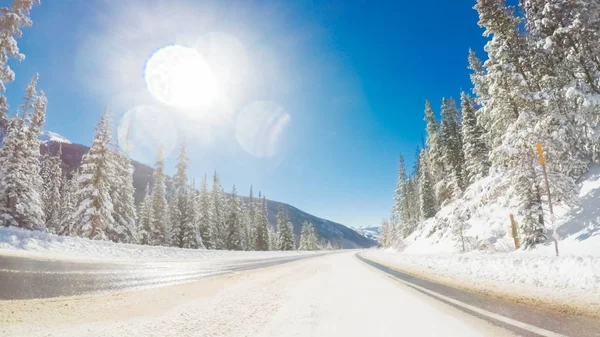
[
  {"left": 399, "top": 165, "right": 600, "bottom": 256},
  {"left": 362, "top": 249, "right": 600, "bottom": 316},
  {"left": 0, "top": 226, "right": 320, "bottom": 262},
  {"left": 368, "top": 165, "right": 600, "bottom": 317},
  {"left": 1, "top": 252, "right": 517, "bottom": 337}
]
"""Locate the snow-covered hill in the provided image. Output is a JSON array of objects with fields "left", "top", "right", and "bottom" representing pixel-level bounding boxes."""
[
  {"left": 400, "top": 165, "right": 600, "bottom": 257},
  {"left": 39, "top": 131, "right": 71, "bottom": 144},
  {"left": 355, "top": 225, "right": 380, "bottom": 241}
]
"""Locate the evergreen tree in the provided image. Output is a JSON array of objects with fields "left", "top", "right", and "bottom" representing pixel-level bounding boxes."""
[
  {"left": 299, "top": 221, "right": 318, "bottom": 250},
  {"left": 440, "top": 97, "right": 465, "bottom": 199},
  {"left": 71, "top": 111, "right": 114, "bottom": 239},
  {"left": 424, "top": 100, "right": 444, "bottom": 184},
  {"left": 516, "top": 164, "right": 547, "bottom": 249},
  {"left": 41, "top": 146, "right": 62, "bottom": 233},
  {"left": 0, "top": 77, "right": 46, "bottom": 230},
  {"left": 109, "top": 149, "right": 137, "bottom": 243},
  {"left": 0, "top": 0, "right": 38, "bottom": 135},
  {"left": 419, "top": 151, "right": 437, "bottom": 220},
  {"left": 171, "top": 143, "right": 196, "bottom": 248},
  {"left": 244, "top": 186, "right": 256, "bottom": 251},
  {"left": 57, "top": 172, "right": 76, "bottom": 236},
  {"left": 210, "top": 172, "right": 225, "bottom": 249},
  {"left": 138, "top": 183, "right": 154, "bottom": 245},
  {"left": 225, "top": 185, "right": 243, "bottom": 250},
  {"left": 392, "top": 155, "right": 410, "bottom": 236},
  {"left": 255, "top": 194, "right": 270, "bottom": 251},
  {"left": 197, "top": 174, "right": 212, "bottom": 248},
  {"left": 276, "top": 205, "right": 294, "bottom": 250},
  {"left": 150, "top": 147, "right": 170, "bottom": 246},
  {"left": 461, "top": 92, "right": 490, "bottom": 184},
  {"left": 187, "top": 180, "right": 204, "bottom": 249}
]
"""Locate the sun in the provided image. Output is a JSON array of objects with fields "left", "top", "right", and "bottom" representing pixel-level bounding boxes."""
[{"left": 144, "top": 45, "right": 218, "bottom": 109}]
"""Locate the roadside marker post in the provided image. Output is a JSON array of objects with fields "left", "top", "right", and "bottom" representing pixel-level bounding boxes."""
[{"left": 535, "top": 143, "right": 559, "bottom": 257}]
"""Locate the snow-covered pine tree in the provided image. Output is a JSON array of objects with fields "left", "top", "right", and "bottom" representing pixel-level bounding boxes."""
[
  {"left": 392, "top": 155, "right": 410, "bottom": 237},
  {"left": 170, "top": 142, "right": 195, "bottom": 248},
  {"left": 41, "top": 145, "right": 62, "bottom": 233},
  {"left": 418, "top": 150, "right": 437, "bottom": 220},
  {"left": 244, "top": 186, "right": 256, "bottom": 250},
  {"left": 150, "top": 147, "right": 170, "bottom": 246},
  {"left": 187, "top": 181, "right": 204, "bottom": 249},
  {"left": 268, "top": 223, "right": 278, "bottom": 251},
  {"left": 299, "top": 221, "right": 310, "bottom": 250},
  {"left": 109, "top": 148, "right": 137, "bottom": 243},
  {"left": 325, "top": 240, "right": 333, "bottom": 250},
  {"left": 210, "top": 172, "right": 226, "bottom": 249},
  {"left": 71, "top": 111, "right": 115, "bottom": 240},
  {"left": 378, "top": 218, "right": 391, "bottom": 247},
  {"left": 276, "top": 205, "right": 294, "bottom": 250},
  {"left": 299, "top": 221, "right": 318, "bottom": 250},
  {"left": 460, "top": 92, "right": 490, "bottom": 184},
  {"left": 308, "top": 223, "right": 319, "bottom": 250},
  {"left": 424, "top": 100, "right": 444, "bottom": 185},
  {"left": 197, "top": 174, "right": 212, "bottom": 248},
  {"left": 57, "top": 172, "right": 76, "bottom": 236},
  {"left": 138, "top": 183, "right": 153, "bottom": 245},
  {"left": 440, "top": 97, "right": 465, "bottom": 199},
  {"left": 225, "top": 185, "right": 243, "bottom": 250},
  {"left": 255, "top": 194, "right": 270, "bottom": 251},
  {"left": 0, "top": 76, "right": 46, "bottom": 230},
  {"left": 0, "top": 0, "right": 39, "bottom": 142},
  {"left": 516, "top": 165, "right": 546, "bottom": 249}
]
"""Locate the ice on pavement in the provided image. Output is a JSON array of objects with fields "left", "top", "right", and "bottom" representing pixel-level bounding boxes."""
[{"left": 0, "top": 226, "right": 319, "bottom": 261}]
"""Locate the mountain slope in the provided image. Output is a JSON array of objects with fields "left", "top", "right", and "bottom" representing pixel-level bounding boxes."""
[{"left": 42, "top": 141, "right": 376, "bottom": 249}]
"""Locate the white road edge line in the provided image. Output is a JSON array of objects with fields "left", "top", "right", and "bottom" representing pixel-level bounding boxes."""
[{"left": 359, "top": 255, "right": 568, "bottom": 337}]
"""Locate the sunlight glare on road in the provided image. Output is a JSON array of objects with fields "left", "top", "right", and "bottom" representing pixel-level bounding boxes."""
[
  {"left": 236, "top": 101, "right": 290, "bottom": 157},
  {"left": 144, "top": 45, "right": 218, "bottom": 110},
  {"left": 117, "top": 105, "right": 179, "bottom": 163}
]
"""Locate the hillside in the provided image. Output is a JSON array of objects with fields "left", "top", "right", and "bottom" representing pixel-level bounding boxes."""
[
  {"left": 42, "top": 141, "right": 376, "bottom": 249},
  {"left": 397, "top": 165, "right": 600, "bottom": 256}
]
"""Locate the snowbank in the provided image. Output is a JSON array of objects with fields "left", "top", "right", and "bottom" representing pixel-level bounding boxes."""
[
  {"left": 400, "top": 165, "right": 600, "bottom": 256},
  {"left": 362, "top": 249, "right": 600, "bottom": 315},
  {"left": 0, "top": 226, "right": 322, "bottom": 261}
]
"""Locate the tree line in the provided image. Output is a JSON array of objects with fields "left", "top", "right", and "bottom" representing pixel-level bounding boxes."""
[
  {"left": 0, "top": 0, "right": 328, "bottom": 251},
  {"left": 380, "top": 0, "right": 600, "bottom": 250}
]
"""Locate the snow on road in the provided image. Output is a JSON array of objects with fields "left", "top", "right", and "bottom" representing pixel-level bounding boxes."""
[
  {"left": 361, "top": 249, "right": 600, "bottom": 317},
  {"left": 1, "top": 252, "right": 515, "bottom": 337}
]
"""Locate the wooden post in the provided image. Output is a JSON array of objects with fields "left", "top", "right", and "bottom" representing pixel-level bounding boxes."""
[
  {"left": 509, "top": 214, "right": 520, "bottom": 250},
  {"left": 536, "top": 143, "right": 559, "bottom": 257}
]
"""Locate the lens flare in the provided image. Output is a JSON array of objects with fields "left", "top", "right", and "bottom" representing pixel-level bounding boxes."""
[
  {"left": 117, "top": 105, "right": 178, "bottom": 164},
  {"left": 235, "top": 101, "right": 290, "bottom": 157},
  {"left": 144, "top": 45, "right": 218, "bottom": 109}
]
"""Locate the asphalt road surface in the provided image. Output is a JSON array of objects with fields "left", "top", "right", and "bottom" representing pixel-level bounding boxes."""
[
  {"left": 357, "top": 254, "right": 600, "bottom": 337},
  {"left": 0, "top": 254, "right": 315, "bottom": 299},
  {"left": 1, "top": 252, "right": 598, "bottom": 337}
]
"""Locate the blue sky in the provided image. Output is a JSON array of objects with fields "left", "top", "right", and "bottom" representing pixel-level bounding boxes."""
[{"left": 5, "top": 0, "right": 488, "bottom": 228}]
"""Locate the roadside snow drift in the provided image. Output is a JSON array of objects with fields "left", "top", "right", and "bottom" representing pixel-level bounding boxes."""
[{"left": 0, "top": 226, "right": 322, "bottom": 261}]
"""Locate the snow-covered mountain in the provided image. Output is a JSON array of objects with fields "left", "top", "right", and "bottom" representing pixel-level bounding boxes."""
[
  {"left": 39, "top": 131, "right": 71, "bottom": 144},
  {"left": 355, "top": 225, "right": 380, "bottom": 241}
]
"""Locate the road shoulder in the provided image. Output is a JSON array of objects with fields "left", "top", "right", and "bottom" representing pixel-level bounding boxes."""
[{"left": 357, "top": 252, "right": 600, "bottom": 337}]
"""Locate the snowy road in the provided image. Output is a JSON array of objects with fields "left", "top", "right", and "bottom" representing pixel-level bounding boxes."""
[
  {"left": 0, "top": 253, "right": 320, "bottom": 299},
  {"left": 0, "top": 251, "right": 557, "bottom": 337}
]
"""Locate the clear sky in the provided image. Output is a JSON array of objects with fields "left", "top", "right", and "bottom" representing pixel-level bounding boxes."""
[{"left": 5, "top": 0, "right": 488, "bottom": 228}]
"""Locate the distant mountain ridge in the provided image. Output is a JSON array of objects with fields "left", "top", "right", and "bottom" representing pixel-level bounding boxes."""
[
  {"left": 41, "top": 140, "right": 376, "bottom": 249},
  {"left": 355, "top": 225, "right": 380, "bottom": 242}
]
